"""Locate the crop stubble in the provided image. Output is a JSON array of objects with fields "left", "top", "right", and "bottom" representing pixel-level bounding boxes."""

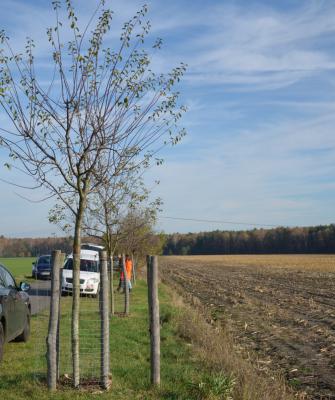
[{"left": 160, "top": 255, "right": 335, "bottom": 400}]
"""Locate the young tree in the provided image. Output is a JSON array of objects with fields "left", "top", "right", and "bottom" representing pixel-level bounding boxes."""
[
  {"left": 117, "top": 207, "right": 165, "bottom": 261},
  {"left": 0, "top": 0, "right": 186, "bottom": 387},
  {"left": 84, "top": 168, "right": 151, "bottom": 257},
  {"left": 83, "top": 168, "right": 155, "bottom": 314}
]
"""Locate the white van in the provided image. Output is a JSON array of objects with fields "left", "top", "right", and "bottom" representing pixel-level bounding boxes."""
[{"left": 61, "top": 249, "right": 100, "bottom": 297}]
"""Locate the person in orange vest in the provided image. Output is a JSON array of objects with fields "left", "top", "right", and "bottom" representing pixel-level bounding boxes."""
[{"left": 124, "top": 254, "right": 133, "bottom": 292}]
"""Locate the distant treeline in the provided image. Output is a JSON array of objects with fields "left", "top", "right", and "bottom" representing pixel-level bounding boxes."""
[
  {"left": 163, "top": 225, "right": 335, "bottom": 255},
  {"left": 0, "top": 236, "right": 73, "bottom": 257},
  {"left": 2, "top": 224, "right": 335, "bottom": 257}
]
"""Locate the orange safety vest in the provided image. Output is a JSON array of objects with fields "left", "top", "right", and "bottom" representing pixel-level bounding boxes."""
[{"left": 125, "top": 258, "right": 132, "bottom": 280}]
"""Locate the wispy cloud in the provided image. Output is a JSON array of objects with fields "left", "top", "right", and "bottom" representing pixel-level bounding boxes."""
[
  {"left": 0, "top": 0, "right": 335, "bottom": 235},
  {"left": 148, "top": 1, "right": 335, "bottom": 90},
  {"left": 148, "top": 105, "right": 335, "bottom": 231}
]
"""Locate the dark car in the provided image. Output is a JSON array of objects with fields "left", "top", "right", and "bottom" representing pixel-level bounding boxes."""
[
  {"left": 0, "top": 263, "right": 31, "bottom": 361},
  {"left": 32, "top": 255, "right": 52, "bottom": 279}
]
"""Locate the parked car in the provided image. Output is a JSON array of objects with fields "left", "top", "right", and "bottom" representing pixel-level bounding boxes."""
[
  {"left": 61, "top": 249, "right": 100, "bottom": 297},
  {"left": 0, "top": 263, "right": 31, "bottom": 362},
  {"left": 32, "top": 255, "right": 51, "bottom": 279}
]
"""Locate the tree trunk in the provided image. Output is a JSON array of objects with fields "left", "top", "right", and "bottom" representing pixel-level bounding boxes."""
[
  {"left": 122, "top": 254, "right": 129, "bottom": 315},
  {"left": 147, "top": 255, "right": 160, "bottom": 385},
  {"left": 47, "top": 250, "right": 62, "bottom": 391},
  {"left": 72, "top": 199, "right": 85, "bottom": 388},
  {"left": 131, "top": 254, "right": 136, "bottom": 285},
  {"left": 99, "top": 251, "right": 110, "bottom": 389},
  {"left": 109, "top": 254, "right": 114, "bottom": 316},
  {"left": 106, "top": 229, "right": 114, "bottom": 316}
]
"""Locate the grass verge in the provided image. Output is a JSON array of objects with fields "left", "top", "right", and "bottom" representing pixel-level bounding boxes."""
[
  {"left": 0, "top": 257, "right": 36, "bottom": 282},
  {"left": 0, "top": 277, "right": 236, "bottom": 400}
]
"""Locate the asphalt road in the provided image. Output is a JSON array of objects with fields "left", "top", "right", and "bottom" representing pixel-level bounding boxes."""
[{"left": 29, "top": 280, "right": 51, "bottom": 315}]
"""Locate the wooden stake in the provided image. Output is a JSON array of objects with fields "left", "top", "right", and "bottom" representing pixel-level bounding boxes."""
[
  {"left": 100, "top": 251, "right": 110, "bottom": 389},
  {"left": 147, "top": 255, "right": 160, "bottom": 385},
  {"left": 56, "top": 252, "right": 65, "bottom": 381},
  {"left": 131, "top": 254, "right": 136, "bottom": 285},
  {"left": 47, "top": 250, "right": 62, "bottom": 391},
  {"left": 109, "top": 255, "right": 114, "bottom": 316}
]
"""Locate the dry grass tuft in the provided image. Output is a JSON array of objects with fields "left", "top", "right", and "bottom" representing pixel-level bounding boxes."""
[{"left": 167, "top": 287, "right": 299, "bottom": 400}]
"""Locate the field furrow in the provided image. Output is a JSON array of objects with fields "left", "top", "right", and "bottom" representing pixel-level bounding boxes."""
[{"left": 161, "top": 255, "right": 335, "bottom": 400}]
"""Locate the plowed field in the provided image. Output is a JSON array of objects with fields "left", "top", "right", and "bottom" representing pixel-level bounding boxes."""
[{"left": 160, "top": 255, "right": 335, "bottom": 400}]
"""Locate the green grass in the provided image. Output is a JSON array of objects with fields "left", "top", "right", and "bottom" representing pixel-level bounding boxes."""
[
  {"left": 0, "top": 257, "right": 35, "bottom": 282},
  {"left": 0, "top": 261, "right": 234, "bottom": 400}
]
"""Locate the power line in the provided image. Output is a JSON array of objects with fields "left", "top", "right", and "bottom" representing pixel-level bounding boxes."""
[{"left": 160, "top": 216, "right": 278, "bottom": 228}]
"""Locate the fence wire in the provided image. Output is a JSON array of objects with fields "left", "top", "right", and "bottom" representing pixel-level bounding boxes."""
[{"left": 32, "top": 262, "right": 129, "bottom": 386}]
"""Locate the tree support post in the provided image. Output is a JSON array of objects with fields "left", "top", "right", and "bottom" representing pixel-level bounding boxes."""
[
  {"left": 147, "top": 255, "right": 160, "bottom": 385},
  {"left": 131, "top": 254, "right": 136, "bottom": 285},
  {"left": 56, "top": 252, "right": 65, "bottom": 381},
  {"left": 109, "top": 255, "right": 114, "bottom": 316},
  {"left": 99, "top": 251, "right": 110, "bottom": 389},
  {"left": 47, "top": 250, "right": 62, "bottom": 391}
]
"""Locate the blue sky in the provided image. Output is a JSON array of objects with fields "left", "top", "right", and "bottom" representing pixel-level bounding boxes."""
[{"left": 0, "top": 0, "right": 335, "bottom": 236}]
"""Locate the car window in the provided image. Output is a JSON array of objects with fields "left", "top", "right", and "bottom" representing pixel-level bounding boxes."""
[
  {"left": 38, "top": 256, "right": 51, "bottom": 265},
  {"left": 0, "top": 265, "right": 6, "bottom": 288},
  {"left": 64, "top": 258, "right": 99, "bottom": 272},
  {"left": 0, "top": 266, "right": 16, "bottom": 289},
  {"left": 4, "top": 269, "right": 16, "bottom": 288}
]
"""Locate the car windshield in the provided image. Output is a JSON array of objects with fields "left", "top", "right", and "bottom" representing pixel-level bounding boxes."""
[
  {"left": 64, "top": 258, "right": 99, "bottom": 272},
  {"left": 38, "top": 256, "right": 51, "bottom": 265}
]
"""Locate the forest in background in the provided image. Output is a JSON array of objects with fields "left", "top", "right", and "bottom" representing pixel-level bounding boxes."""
[
  {"left": 1, "top": 224, "right": 335, "bottom": 257},
  {"left": 0, "top": 236, "right": 73, "bottom": 257},
  {"left": 162, "top": 224, "right": 335, "bottom": 255}
]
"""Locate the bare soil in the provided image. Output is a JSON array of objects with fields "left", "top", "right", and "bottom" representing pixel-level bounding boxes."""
[{"left": 160, "top": 255, "right": 335, "bottom": 400}]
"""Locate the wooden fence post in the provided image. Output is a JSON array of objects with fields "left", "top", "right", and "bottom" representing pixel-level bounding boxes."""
[
  {"left": 146, "top": 254, "right": 151, "bottom": 319},
  {"left": 147, "top": 255, "right": 160, "bottom": 385},
  {"left": 131, "top": 254, "right": 136, "bottom": 285},
  {"left": 100, "top": 251, "right": 110, "bottom": 389},
  {"left": 47, "top": 250, "right": 62, "bottom": 391},
  {"left": 122, "top": 254, "right": 129, "bottom": 315},
  {"left": 109, "top": 255, "right": 114, "bottom": 316},
  {"left": 56, "top": 252, "right": 65, "bottom": 381}
]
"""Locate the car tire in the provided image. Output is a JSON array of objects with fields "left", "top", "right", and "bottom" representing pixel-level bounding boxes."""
[
  {"left": 16, "top": 313, "right": 30, "bottom": 342},
  {"left": 0, "top": 322, "right": 4, "bottom": 362},
  {"left": 62, "top": 290, "right": 68, "bottom": 296}
]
